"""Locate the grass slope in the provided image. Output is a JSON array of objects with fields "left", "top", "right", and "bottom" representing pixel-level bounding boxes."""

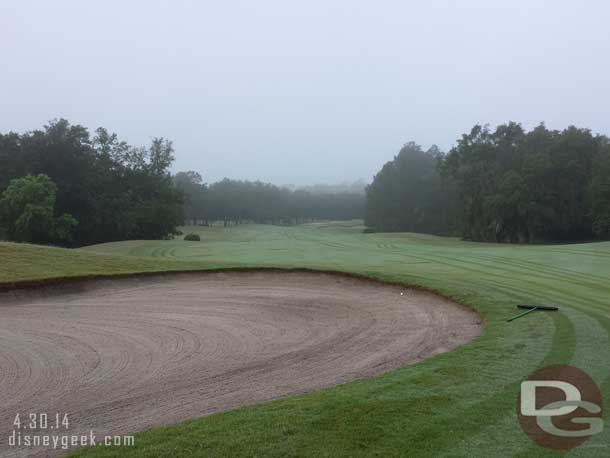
[
  {"left": 0, "top": 243, "right": 182, "bottom": 284},
  {"left": 3, "top": 222, "right": 610, "bottom": 457}
]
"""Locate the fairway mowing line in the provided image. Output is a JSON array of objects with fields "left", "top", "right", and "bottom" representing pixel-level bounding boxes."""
[
  {"left": 545, "top": 247, "right": 610, "bottom": 258},
  {"left": 471, "top": 252, "right": 610, "bottom": 285},
  {"left": 411, "top": 252, "right": 609, "bottom": 315},
  {"left": 461, "top": 308, "right": 610, "bottom": 458},
  {"left": 567, "top": 308, "right": 610, "bottom": 385},
  {"left": 426, "top": 311, "right": 573, "bottom": 458}
]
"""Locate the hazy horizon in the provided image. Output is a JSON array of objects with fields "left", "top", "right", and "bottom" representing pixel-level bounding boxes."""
[{"left": 2, "top": 0, "right": 610, "bottom": 185}]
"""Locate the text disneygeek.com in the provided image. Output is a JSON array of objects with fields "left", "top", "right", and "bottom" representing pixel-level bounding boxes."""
[{"left": 5, "top": 413, "right": 135, "bottom": 451}]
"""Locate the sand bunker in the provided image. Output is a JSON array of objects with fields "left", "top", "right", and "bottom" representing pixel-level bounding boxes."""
[{"left": 0, "top": 271, "right": 480, "bottom": 457}]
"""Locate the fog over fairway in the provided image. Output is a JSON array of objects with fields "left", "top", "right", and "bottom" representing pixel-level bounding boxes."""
[{"left": 2, "top": 0, "right": 610, "bottom": 184}]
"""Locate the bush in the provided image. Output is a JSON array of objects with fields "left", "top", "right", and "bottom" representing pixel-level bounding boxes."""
[
  {"left": 362, "top": 228, "right": 376, "bottom": 233},
  {"left": 183, "top": 233, "right": 200, "bottom": 241}
]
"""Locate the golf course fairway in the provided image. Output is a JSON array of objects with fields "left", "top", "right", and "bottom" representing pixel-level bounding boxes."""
[{"left": 1, "top": 221, "right": 609, "bottom": 457}]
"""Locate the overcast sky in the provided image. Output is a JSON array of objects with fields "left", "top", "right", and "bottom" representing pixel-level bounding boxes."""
[{"left": 1, "top": 1, "right": 609, "bottom": 185}]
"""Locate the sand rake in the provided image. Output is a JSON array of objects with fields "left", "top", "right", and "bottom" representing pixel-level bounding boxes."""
[{"left": 507, "top": 304, "right": 559, "bottom": 322}]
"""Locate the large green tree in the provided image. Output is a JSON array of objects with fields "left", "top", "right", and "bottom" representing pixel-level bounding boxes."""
[
  {"left": 0, "top": 120, "right": 184, "bottom": 245},
  {"left": 365, "top": 142, "right": 459, "bottom": 235},
  {"left": 0, "top": 174, "right": 77, "bottom": 244}
]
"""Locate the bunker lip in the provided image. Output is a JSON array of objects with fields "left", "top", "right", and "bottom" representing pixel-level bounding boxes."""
[
  {"left": 0, "top": 266, "right": 481, "bottom": 311},
  {"left": 0, "top": 266, "right": 435, "bottom": 292},
  {"left": 0, "top": 271, "right": 481, "bottom": 457}
]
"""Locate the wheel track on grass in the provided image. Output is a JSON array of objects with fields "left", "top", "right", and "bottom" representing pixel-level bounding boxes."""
[
  {"left": 405, "top": 244, "right": 610, "bottom": 457},
  {"left": 281, "top": 236, "right": 609, "bottom": 455},
  {"left": 394, "top": 311, "right": 576, "bottom": 457},
  {"left": 467, "top": 307, "right": 610, "bottom": 458}
]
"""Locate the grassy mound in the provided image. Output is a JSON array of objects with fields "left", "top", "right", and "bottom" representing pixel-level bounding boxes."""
[{"left": 0, "top": 242, "right": 204, "bottom": 285}]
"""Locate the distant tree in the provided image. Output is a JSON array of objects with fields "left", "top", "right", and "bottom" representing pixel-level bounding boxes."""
[
  {"left": 93, "top": 127, "right": 130, "bottom": 165},
  {"left": 174, "top": 171, "right": 207, "bottom": 225},
  {"left": 174, "top": 176, "right": 364, "bottom": 226},
  {"left": 117, "top": 139, "right": 184, "bottom": 240},
  {"left": 365, "top": 142, "right": 458, "bottom": 235},
  {"left": 148, "top": 138, "right": 175, "bottom": 176},
  {"left": 0, "top": 132, "right": 23, "bottom": 191},
  {"left": 590, "top": 138, "right": 610, "bottom": 238},
  {"left": 294, "top": 180, "right": 367, "bottom": 195},
  {"left": 0, "top": 174, "right": 77, "bottom": 244}
]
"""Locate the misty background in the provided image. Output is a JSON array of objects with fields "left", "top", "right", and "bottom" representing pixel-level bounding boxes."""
[{"left": 2, "top": 0, "right": 610, "bottom": 185}]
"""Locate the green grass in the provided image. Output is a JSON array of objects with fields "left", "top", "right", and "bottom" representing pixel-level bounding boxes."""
[
  {"left": 2, "top": 223, "right": 610, "bottom": 457},
  {"left": 0, "top": 242, "right": 202, "bottom": 284}
]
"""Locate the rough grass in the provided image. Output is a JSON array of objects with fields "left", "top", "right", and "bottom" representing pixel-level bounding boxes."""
[{"left": 2, "top": 223, "right": 609, "bottom": 457}]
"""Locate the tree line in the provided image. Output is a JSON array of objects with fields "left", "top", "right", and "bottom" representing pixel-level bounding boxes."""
[
  {"left": 365, "top": 122, "right": 610, "bottom": 243},
  {"left": 0, "top": 120, "right": 364, "bottom": 246},
  {"left": 0, "top": 120, "right": 182, "bottom": 245},
  {"left": 174, "top": 173, "right": 364, "bottom": 226}
]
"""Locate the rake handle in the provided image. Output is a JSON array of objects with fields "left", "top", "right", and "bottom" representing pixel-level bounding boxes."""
[{"left": 507, "top": 306, "right": 538, "bottom": 322}]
